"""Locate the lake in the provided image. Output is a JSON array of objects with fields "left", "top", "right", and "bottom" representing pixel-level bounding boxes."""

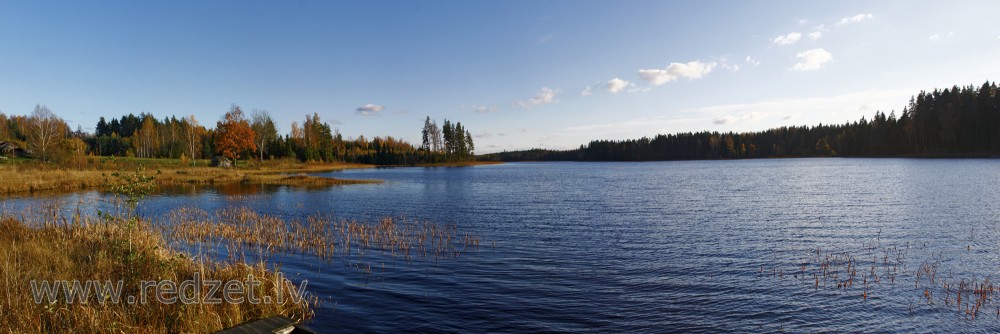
[{"left": 9, "top": 158, "right": 1000, "bottom": 332}]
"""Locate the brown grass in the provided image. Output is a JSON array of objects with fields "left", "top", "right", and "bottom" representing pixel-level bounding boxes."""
[
  {"left": 159, "top": 207, "right": 482, "bottom": 268},
  {"left": 0, "top": 158, "right": 378, "bottom": 195},
  {"left": 0, "top": 208, "right": 313, "bottom": 333}
]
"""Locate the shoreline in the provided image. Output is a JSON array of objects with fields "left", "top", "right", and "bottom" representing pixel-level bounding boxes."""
[
  {"left": 0, "top": 158, "right": 382, "bottom": 195},
  {"left": 477, "top": 153, "right": 1000, "bottom": 163}
]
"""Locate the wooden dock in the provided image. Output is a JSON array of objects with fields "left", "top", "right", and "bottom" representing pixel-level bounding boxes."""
[{"left": 215, "top": 316, "right": 318, "bottom": 334}]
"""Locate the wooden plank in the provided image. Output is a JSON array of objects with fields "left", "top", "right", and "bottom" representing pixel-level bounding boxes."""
[{"left": 215, "top": 316, "right": 297, "bottom": 334}]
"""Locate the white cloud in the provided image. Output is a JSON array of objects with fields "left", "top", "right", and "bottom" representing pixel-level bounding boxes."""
[
  {"left": 637, "top": 60, "right": 716, "bottom": 85},
  {"left": 772, "top": 32, "right": 802, "bottom": 45},
  {"left": 745, "top": 55, "right": 761, "bottom": 66},
  {"left": 580, "top": 85, "right": 593, "bottom": 97},
  {"left": 929, "top": 31, "right": 954, "bottom": 42},
  {"left": 836, "top": 13, "right": 873, "bottom": 26},
  {"left": 808, "top": 31, "right": 823, "bottom": 40},
  {"left": 797, "top": 19, "right": 809, "bottom": 25},
  {"left": 514, "top": 87, "right": 560, "bottom": 108},
  {"left": 472, "top": 105, "right": 498, "bottom": 113},
  {"left": 607, "top": 78, "right": 630, "bottom": 93},
  {"left": 355, "top": 103, "right": 384, "bottom": 116},
  {"left": 791, "top": 48, "right": 833, "bottom": 71}
]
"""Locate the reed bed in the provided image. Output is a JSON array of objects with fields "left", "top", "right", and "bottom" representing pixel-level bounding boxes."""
[
  {"left": 759, "top": 230, "right": 1000, "bottom": 321},
  {"left": 0, "top": 205, "right": 314, "bottom": 333},
  {"left": 158, "top": 207, "right": 482, "bottom": 268}
]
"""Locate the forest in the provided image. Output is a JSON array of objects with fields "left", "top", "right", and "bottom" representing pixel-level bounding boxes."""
[
  {"left": 482, "top": 82, "right": 1000, "bottom": 161},
  {"left": 0, "top": 105, "right": 475, "bottom": 166}
]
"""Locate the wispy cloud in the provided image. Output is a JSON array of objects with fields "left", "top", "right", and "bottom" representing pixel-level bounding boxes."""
[
  {"left": 713, "top": 112, "right": 761, "bottom": 125},
  {"left": 536, "top": 33, "right": 556, "bottom": 44},
  {"left": 637, "top": 60, "right": 716, "bottom": 85},
  {"left": 580, "top": 85, "right": 593, "bottom": 97},
  {"left": 690, "top": 88, "right": 914, "bottom": 124},
  {"left": 929, "top": 31, "right": 954, "bottom": 42},
  {"left": 791, "top": 48, "right": 833, "bottom": 71},
  {"left": 836, "top": 13, "right": 873, "bottom": 26},
  {"left": 355, "top": 103, "right": 384, "bottom": 116},
  {"left": 809, "top": 24, "right": 828, "bottom": 40},
  {"left": 565, "top": 116, "right": 704, "bottom": 133},
  {"left": 562, "top": 88, "right": 915, "bottom": 137},
  {"left": 515, "top": 87, "right": 560, "bottom": 108},
  {"left": 472, "top": 105, "right": 499, "bottom": 113},
  {"left": 772, "top": 32, "right": 802, "bottom": 45},
  {"left": 745, "top": 55, "right": 761, "bottom": 66}
]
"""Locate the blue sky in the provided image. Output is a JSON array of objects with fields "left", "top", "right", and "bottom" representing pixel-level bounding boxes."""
[{"left": 2, "top": 1, "right": 999, "bottom": 153}]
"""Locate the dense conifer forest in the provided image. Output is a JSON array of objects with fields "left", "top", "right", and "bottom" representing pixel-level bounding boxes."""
[{"left": 482, "top": 82, "right": 1000, "bottom": 161}]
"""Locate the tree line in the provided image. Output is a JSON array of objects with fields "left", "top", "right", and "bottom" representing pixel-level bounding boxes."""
[
  {"left": 482, "top": 82, "right": 1000, "bottom": 161},
  {"left": 0, "top": 104, "right": 476, "bottom": 166}
]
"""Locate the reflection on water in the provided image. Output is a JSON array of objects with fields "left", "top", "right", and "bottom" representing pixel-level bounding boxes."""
[
  {"left": 159, "top": 183, "right": 266, "bottom": 197},
  {"left": 8, "top": 159, "right": 1000, "bottom": 332}
]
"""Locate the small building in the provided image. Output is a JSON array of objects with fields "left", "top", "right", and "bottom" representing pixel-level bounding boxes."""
[{"left": 0, "top": 141, "right": 27, "bottom": 158}]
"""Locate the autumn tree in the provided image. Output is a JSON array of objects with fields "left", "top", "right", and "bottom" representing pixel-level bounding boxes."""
[
  {"left": 27, "top": 104, "right": 67, "bottom": 162},
  {"left": 251, "top": 109, "right": 277, "bottom": 161},
  {"left": 214, "top": 105, "right": 256, "bottom": 164},
  {"left": 133, "top": 115, "right": 159, "bottom": 158},
  {"left": 184, "top": 114, "right": 203, "bottom": 165}
]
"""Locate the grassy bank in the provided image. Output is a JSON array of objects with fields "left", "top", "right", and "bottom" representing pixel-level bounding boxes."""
[
  {"left": 0, "top": 212, "right": 313, "bottom": 332},
  {"left": 0, "top": 157, "right": 379, "bottom": 194}
]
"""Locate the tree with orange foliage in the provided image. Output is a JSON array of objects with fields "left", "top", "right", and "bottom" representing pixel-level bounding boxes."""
[{"left": 214, "top": 105, "right": 256, "bottom": 164}]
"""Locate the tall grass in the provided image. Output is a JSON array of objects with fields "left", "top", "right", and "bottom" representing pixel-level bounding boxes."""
[{"left": 0, "top": 207, "right": 313, "bottom": 332}]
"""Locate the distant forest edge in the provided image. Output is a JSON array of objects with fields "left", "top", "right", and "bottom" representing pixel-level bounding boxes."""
[
  {"left": 0, "top": 105, "right": 476, "bottom": 166},
  {"left": 481, "top": 82, "right": 1000, "bottom": 162}
]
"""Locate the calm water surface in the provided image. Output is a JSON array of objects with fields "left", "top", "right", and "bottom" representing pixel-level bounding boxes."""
[{"left": 11, "top": 158, "right": 1000, "bottom": 332}]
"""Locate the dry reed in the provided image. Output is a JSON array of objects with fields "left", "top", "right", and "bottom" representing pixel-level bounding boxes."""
[
  {"left": 0, "top": 205, "right": 314, "bottom": 332},
  {"left": 158, "top": 207, "right": 482, "bottom": 270},
  {"left": 760, "top": 230, "right": 1000, "bottom": 321}
]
